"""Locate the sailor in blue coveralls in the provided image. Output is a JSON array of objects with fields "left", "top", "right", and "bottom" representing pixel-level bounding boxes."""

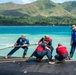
[
  {"left": 5, "top": 35, "right": 29, "bottom": 58},
  {"left": 69, "top": 25, "right": 76, "bottom": 59}
]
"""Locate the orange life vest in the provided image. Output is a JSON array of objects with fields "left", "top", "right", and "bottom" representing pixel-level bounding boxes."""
[
  {"left": 45, "top": 37, "right": 52, "bottom": 43},
  {"left": 57, "top": 46, "right": 68, "bottom": 56},
  {"left": 35, "top": 44, "right": 45, "bottom": 52}
]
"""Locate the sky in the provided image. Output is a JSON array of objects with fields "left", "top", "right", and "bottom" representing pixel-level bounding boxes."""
[{"left": 0, "top": 0, "right": 76, "bottom": 4}]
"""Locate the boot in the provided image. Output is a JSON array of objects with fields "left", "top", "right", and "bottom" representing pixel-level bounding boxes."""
[{"left": 4, "top": 56, "right": 9, "bottom": 59}]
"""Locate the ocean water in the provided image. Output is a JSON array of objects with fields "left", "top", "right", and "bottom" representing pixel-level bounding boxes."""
[{"left": 0, "top": 26, "right": 75, "bottom": 59}]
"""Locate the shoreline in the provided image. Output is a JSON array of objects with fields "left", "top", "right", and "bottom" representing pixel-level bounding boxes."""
[{"left": 0, "top": 25, "right": 72, "bottom": 26}]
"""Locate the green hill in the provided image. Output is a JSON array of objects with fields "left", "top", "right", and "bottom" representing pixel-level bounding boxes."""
[
  {"left": 59, "top": 1, "right": 76, "bottom": 17},
  {"left": 21, "top": 0, "right": 71, "bottom": 17},
  {"left": 0, "top": 0, "right": 73, "bottom": 17}
]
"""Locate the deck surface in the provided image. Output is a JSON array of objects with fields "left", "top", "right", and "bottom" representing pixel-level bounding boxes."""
[{"left": 0, "top": 57, "right": 76, "bottom": 75}]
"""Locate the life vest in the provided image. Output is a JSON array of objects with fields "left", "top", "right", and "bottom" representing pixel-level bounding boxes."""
[
  {"left": 19, "top": 39, "right": 23, "bottom": 45},
  {"left": 35, "top": 44, "right": 45, "bottom": 52},
  {"left": 18, "top": 38, "right": 29, "bottom": 45},
  {"left": 57, "top": 46, "right": 68, "bottom": 56},
  {"left": 47, "top": 37, "right": 52, "bottom": 43}
]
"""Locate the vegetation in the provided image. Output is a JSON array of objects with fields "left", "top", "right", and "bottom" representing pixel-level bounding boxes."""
[
  {"left": 0, "top": 0, "right": 75, "bottom": 17},
  {"left": 0, "top": 0, "right": 76, "bottom": 26},
  {"left": 59, "top": 1, "right": 76, "bottom": 16},
  {"left": 0, "top": 16, "right": 76, "bottom": 26}
]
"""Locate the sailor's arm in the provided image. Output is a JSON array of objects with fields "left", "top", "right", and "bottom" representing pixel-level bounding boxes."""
[
  {"left": 22, "top": 44, "right": 29, "bottom": 46},
  {"left": 14, "top": 43, "right": 18, "bottom": 46},
  {"left": 70, "top": 38, "right": 73, "bottom": 46},
  {"left": 38, "top": 37, "right": 44, "bottom": 44},
  {"left": 14, "top": 38, "right": 20, "bottom": 46},
  {"left": 22, "top": 39, "right": 30, "bottom": 47},
  {"left": 45, "top": 46, "right": 51, "bottom": 50},
  {"left": 56, "top": 48, "right": 58, "bottom": 53}
]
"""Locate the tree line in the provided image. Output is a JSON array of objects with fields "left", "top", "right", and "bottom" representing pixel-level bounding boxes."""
[{"left": 0, "top": 16, "right": 76, "bottom": 26}]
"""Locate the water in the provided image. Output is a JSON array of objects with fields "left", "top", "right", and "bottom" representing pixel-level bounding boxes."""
[{"left": 0, "top": 26, "right": 75, "bottom": 59}]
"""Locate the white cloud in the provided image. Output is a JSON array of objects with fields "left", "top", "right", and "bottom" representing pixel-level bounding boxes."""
[
  {"left": 21, "top": 0, "right": 76, "bottom": 4},
  {"left": 0, "top": 0, "right": 24, "bottom": 4},
  {"left": 21, "top": 0, "right": 36, "bottom": 4},
  {"left": 52, "top": 0, "right": 76, "bottom": 3},
  {"left": 0, "top": 0, "right": 76, "bottom": 4}
]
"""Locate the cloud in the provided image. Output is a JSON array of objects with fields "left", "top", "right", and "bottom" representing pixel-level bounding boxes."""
[
  {"left": 21, "top": 0, "right": 76, "bottom": 4},
  {"left": 52, "top": 0, "right": 76, "bottom": 3},
  {"left": 0, "top": 0, "right": 36, "bottom": 4},
  {"left": 0, "top": 0, "right": 24, "bottom": 4},
  {"left": 21, "top": 0, "right": 36, "bottom": 4},
  {"left": 0, "top": 0, "right": 76, "bottom": 4}
]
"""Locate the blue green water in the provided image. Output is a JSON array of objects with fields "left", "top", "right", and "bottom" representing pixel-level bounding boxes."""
[{"left": 0, "top": 26, "right": 75, "bottom": 59}]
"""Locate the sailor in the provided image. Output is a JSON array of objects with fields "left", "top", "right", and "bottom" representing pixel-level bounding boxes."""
[
  {"left": 5, "top": 35, "right": 29, "bottom": 59},
  {"left": 30, "top": 40, "right": 52, "bottom": 62},
  {"left": 38, "top": 35, "right": 54, "bottom": 58},
  {"left": 55, "top": 43, "right": 68, "bottom": 63},
  {"left": 69, "top": 25, "right": 76, "bottom": 59}
]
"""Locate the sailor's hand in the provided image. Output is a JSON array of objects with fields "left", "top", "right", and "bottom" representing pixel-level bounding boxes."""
[
  {"left": 47, "top": 49, "right": 51, "bottom": 51},
  {"left": 22, "top": 44, "right": 28, "bottom": 47},
  {"left": 14, "top": 44, "right": 16, "bottom": 47},
  {"left": 70, "top": 42, "right": 72, "bottom": 46},
  {"left": 70, "top": 41, "right": 73, "bottom": 46},
  {"left": 14, "top": 43, "right": 17, "bottom": 47}
]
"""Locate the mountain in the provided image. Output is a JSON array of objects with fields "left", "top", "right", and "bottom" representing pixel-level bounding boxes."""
[
  {"left": 21, "top": 0, "right": 71, "bottom": 17},
  {"left": 59, "top": 1, "right": 76, "bottom": 17},
  {"left": 0, "top": 0, "right": 75, "bottom": 17}
]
